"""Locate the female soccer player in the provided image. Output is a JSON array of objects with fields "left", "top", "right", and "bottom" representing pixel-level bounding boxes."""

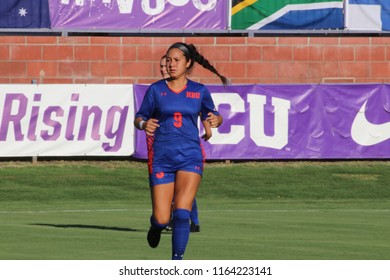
[
  {"left": 159, "top": 54, "right": 210, "bottom": 233},
  {"left": 134, "top": 42, "right": 227, "bottom": 260}
]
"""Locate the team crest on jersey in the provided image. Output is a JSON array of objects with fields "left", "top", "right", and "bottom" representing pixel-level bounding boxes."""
[
  {"left": 155, "top": 171, "right": 165, "bottom": 179},
  {"left": 186, "top": 91, "right": 200, "bottom": 99}
]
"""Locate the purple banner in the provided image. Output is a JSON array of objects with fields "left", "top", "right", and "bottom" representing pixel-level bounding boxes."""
[
  {"left": 49, "top": 0, "right": 227, "bottom": 30},
  {"left": 133, "top": 84, "right": 390, "bottom": 159}
]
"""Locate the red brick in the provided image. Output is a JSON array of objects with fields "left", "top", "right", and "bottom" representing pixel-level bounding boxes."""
[
  {"left": 74, "top": 78, "right": 102, "bottom": 84},
  {"left": 198, "top": 46, "right": 231, "bottom": 61},
  {"left": 42, "top": 78, "right": 74, "bottom": 84},
  {"left": 278, "top": 62, "right": 308, "bottom": 79},
  {"left": 323, "top": 46, "right": 354, "bottom": 61},
  {"left": 106, "top": 78, "right": 136, "bottom": 84},
  {"left": 339, "top": 62, "right": 369, "bottom": 77},
  {"left": 138, "top": 45, "right": 166, "bottom": 61},
  {"left": 153, "top": 37, "right": 184, "bottom": 46},
  {"left": 0, "top": 62, "right": 26, "bottom": 76},
  {"left": 309, "top": 37, "right": 339, "bottom": 45},
  {"left": 122, "top": 37, "right": 153, "bottom": 45},
  {"left": 90, "top": 37, "right": 121, "bottom": 45},
  {"left": 58, "top": 62, "right": 90, "bottom": 77},
  {"left": 26, "top": 62, "right": 58, "bottom": 77},
  {"left": 0, "top": 36, "right": 25, "bottom": 44},
  {"left": 137, "top": 78, "right": 158, "bottom": 84},
  {"left": 106, "top": 46, "right": 136, "bottom": 61},
  {"left": 91, "top": 62, "right": 121, "bottom": 77},
  {"left": 340, "top": 37, "right": 370, "bottom": 45},
  {"left": 75, "top": 46, "right": 105, "bottom": 60},
  {"left": 386, "top": 46, "right": 390, "bottom": 61},
  {"left": 370, "top": 62, "right": 390, "bottom": 78},
  {"left": 184, "top": 37, "right": 215, "bottom": 45},
  {"left": 43, "top": 46, "right": 74, "bottom": 60},
  {"left": 57, "top": 37, "right": 90, "bottom": 45},
  {"left": 263, "top": 46, "right": 293, "bottom": 61},
  {"left": 246, "top": 62, "right": 277, "bottom": 79},
  {"left": 230, "top": 78, "right": 263, "bottom": 84},
  {"left": 294, "top": 46, "right": 323, "bottom": 61},
  {"left": 321, "top": 61, "right": 339, "bottom": 77},
  {"left": 9, "top": 78, "right": 34, "bottom": 83},
  {"left": 322, "top": 78, "right": 355, "bottom": 83},
  {"left": 11, "top": 45, "right": 42, "bottom": 60},
  {"left": 356, "top": 78, "right": 385, "bottom": 83},
  {"left": 197, "top": 77, "right": 225, "bottom": 85},
  {"left": 371, "top": 37, "right": 390, "bottom": 45},
  {"left": 216, "top": 37, "right": 246, "bottom": 45},
  {"left": 307, "top": 62, "right": 322, "bottom": 79},
  {"left": 247, "top": 37, "right": 277, "bottom": 46},
  {"left": 0, "top": 46, "right": 9, "bottom": 60},
  {"left": 192, "top": 64, "right": 218, "bottom": 79},
  {"left": 278, "top": 37, "right": 308, "bottom": 46},
  {"left": 26, "top": 37, "right": 57, "bottom": 44},
  {"left": 231, "top": 46, "right": 261, "bottom": 61},
  {"left": 215, "top": 62, "right": 245, "bottom": 79},
  {"left": 122, "top": 62, "right": 153, "bottom": 77},
  {"left": 355, "top": 46, "right": 385, "bottom": 61}
]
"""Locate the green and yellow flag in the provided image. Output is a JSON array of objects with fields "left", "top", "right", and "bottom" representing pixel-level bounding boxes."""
[{"left": 231, "top": 0, "right": 344, "bottom": 30}]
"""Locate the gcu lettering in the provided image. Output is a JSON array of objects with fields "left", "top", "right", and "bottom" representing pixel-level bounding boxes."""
[
  {"left": 209, "top": 93, "right": 291, "bottom": 150},
  {"left": 60, "top": 0, "right": 217, "bottom": 15},
  {"left": 0, "top": 93, "right": 128, "bottom": 152}
]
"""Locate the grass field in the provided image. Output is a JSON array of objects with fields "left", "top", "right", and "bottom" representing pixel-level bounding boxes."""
[{"left": 0, "top": 160, "right": 389, "bottom": 260}]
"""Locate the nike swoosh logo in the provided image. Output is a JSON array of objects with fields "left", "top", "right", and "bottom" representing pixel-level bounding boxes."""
[{"left": 351, "top": 100, "right": 390, "bottom": 146}]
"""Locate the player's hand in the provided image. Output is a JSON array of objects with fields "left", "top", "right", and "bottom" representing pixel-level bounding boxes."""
[
  {"left": 206, "top": 112, "right": 222, "bottom": 128},
  {"left": 145, "top": 118, "right": 160, "bottom": 136}
]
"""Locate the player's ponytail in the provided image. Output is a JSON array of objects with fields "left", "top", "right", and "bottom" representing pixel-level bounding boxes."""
[{"left": 167, "top": 42, "right": 229, "bottom": 86}]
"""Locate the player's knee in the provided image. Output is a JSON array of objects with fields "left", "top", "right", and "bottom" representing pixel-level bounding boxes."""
[{"left": 151, "top": 213, "right": 171, "bottom": 226}]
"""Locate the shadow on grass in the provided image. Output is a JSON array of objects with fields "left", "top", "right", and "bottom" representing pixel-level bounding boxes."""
[{"left": 31, "top": 223, "right": 144, "bottom": 232}]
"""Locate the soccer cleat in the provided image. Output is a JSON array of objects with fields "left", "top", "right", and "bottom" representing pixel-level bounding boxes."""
[
  {"left": 190, "top": 223, "right": 200, "bottom": 233},
  {"left": 147, "top": 227, "right": 161, "bottom": 248}
]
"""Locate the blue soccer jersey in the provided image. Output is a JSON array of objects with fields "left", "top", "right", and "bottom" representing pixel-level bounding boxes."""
[{"left": 135, "top": 79, "right": 219, "bottom": 184}]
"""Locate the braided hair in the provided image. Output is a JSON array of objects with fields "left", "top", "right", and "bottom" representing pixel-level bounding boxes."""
[{"left": 167, "top": 42, "right": 228, "bottom": 86}]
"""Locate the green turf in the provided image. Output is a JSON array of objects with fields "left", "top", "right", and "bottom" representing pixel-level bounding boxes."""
[{"left": 0, "top": 160, "right": 389, "bottom": 260}]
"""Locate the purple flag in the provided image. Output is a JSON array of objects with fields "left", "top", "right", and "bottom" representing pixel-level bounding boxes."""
[{"left": 49, "top": 0, "right": 227, "bottom": 30}]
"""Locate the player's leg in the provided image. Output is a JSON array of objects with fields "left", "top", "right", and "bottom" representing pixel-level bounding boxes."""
[
  {"left": 147, "top": 181, "right": 174, "bottom": 248},
  {"left": 190, "top": 198, "right": 200, "bottom": 232},
  {"left": 171, "top": 171, "right": 201, "bottom": 260}
]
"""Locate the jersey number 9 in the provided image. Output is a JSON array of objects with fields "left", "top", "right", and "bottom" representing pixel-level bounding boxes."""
[{"left": 173, "top": 112, "right": 183, "bottom": 128}]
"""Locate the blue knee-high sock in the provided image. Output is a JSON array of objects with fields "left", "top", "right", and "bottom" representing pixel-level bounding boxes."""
[
  {"left": 172, "top": 208, "right": 191, "bottom": 260},
  {"left": 190, "top": 198, "right": 199, "bottom": 225}
]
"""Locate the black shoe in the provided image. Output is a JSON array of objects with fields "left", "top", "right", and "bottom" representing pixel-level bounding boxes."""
[
  {"left": 147, "top": 227, "right": 161, "bottom": 248},
  {"left": 190, "top": 223, "right": 200, "bottom": 233}
]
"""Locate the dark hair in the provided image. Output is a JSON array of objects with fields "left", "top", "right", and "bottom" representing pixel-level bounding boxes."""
[{"left": 167, "top": 42, "right": 229, "bottom": 86}]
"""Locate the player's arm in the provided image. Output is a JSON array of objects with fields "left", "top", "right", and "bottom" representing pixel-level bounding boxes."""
[
  {"left": 201, "top": 118, "right": 212, "bottom": 141},
  {"left": 134, "top": 117, "right": 160, "bottom": 136}
]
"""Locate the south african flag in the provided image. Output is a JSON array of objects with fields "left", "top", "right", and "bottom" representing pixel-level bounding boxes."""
[{"left": 231, "top": 0, "right": 344, "bottom": 30}]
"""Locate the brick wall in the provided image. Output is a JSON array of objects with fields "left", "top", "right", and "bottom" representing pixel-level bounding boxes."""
[{"left": 1, "top": 35, "right": 390, "bottom": 85}]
